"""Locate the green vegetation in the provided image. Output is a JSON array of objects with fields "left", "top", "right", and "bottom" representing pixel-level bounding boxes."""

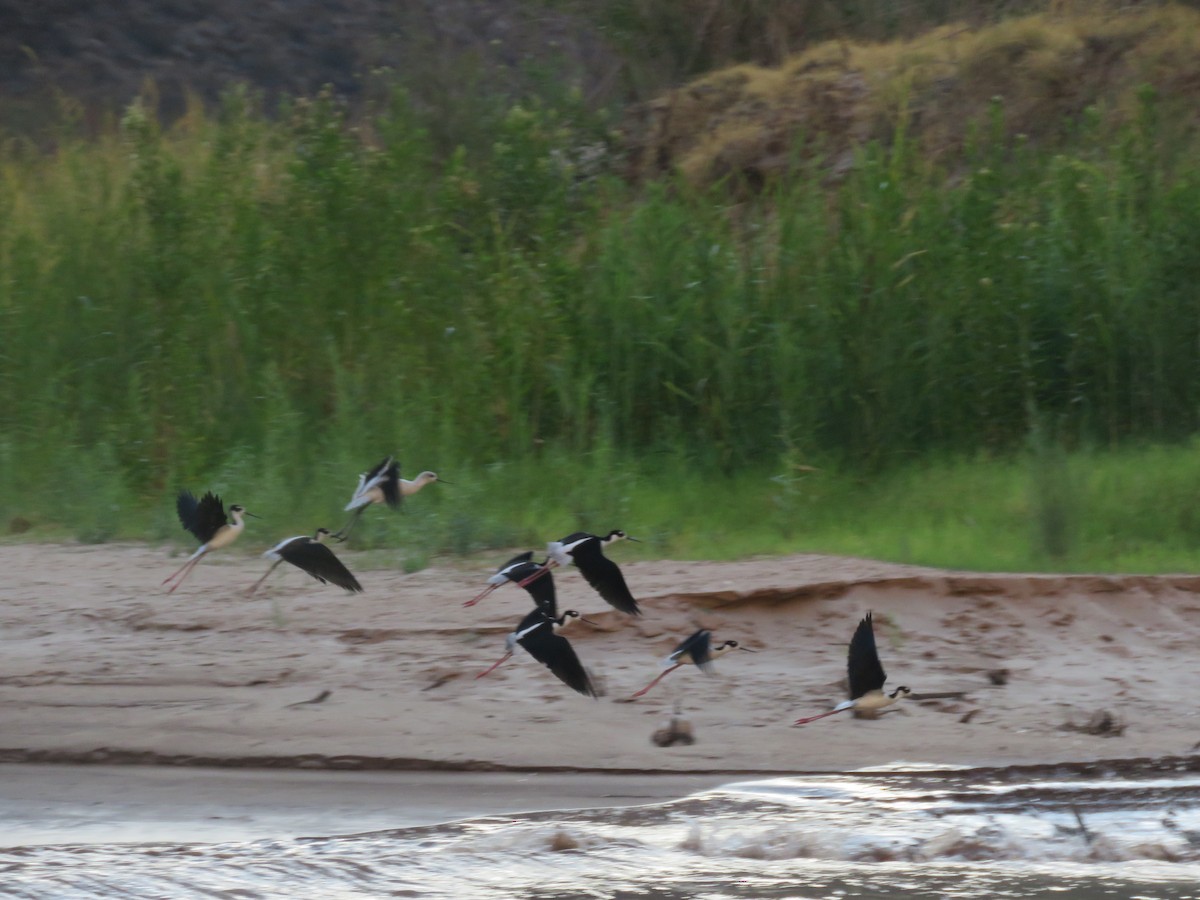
[
  {"left": 626, "top": 4, "right": 1200, "bottom": 184},
  {"left": 3, "top": 7, "right": 1200, "bottom": 575},
  {"left": 9, "top": 439, "right": 1200, "bottom": 575}
]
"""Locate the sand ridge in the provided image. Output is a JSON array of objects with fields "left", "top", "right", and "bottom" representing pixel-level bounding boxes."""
[{"left": 2, "top": 543, "right": 1199, "bottom": 772}]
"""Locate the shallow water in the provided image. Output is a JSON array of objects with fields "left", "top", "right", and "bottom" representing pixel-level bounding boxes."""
[{"left": 4, "top": 761, "right": 1200, "bottom": 899}]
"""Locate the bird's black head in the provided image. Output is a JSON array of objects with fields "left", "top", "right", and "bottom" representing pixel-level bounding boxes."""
[
  {"left": 892, "top": 685, "right": 912, "bottom": 698},
  {"left": 562, "top": 609, "right": 601, "bottom": 627},
  {"left": 229, "top": 504, "right": 245, "bottom": 513},
  {"left": 721, "top": 639, "right": 757, "bottom": 653},
  {"left": 604, "top": 530, "right": 639, "bottom": 543},
  {"left": 314, "top": 527, "right": 332, "bottom": 540}
]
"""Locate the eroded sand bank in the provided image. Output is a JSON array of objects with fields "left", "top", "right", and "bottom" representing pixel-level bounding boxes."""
[{"left": 3, "top": 543, "right": 1199, "bottom": 774}]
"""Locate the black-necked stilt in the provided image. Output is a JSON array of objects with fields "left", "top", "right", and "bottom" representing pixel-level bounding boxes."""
[
  {"left": 518, "top": 531, "right": 641, "bottom": 616},
  {"left": 631, "top": 628, "right": 755, "bottom": 698},
  {"left": 247, "top": 528, "right": 364, "bottom": 596},
  {"left": 793, "top": 612, "right": 912, "bottom": 725},
  {"left": 476, "top": 606, "right": 598, "bottom": 697},
  {"left": 333, "top": 456, "right": 447, "bottom": 541},
  {"left": 464, "top": 551, "right": 549, "bottom": 607},
  {"left": 162, "top": 490, "right": 257, "bottom": 593}
]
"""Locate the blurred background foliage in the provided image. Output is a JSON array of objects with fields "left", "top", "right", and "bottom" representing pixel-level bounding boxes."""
[{"left": 3, "top": 1, "right": 1200, "bottom": 571}]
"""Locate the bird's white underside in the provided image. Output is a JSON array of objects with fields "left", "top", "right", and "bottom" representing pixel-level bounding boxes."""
[
  {"left": 546, "top": 541, "right": 574, "bottom": 566},
  {"left": 515, "top": 621, "right": 543, "bottom": 641},
  {"left": 262, "top": 535, "right": 307, "bottom": 559}
]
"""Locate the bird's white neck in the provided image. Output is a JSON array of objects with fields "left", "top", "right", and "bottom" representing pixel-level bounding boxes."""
[{"left": 400, "top": 473, "right": 436, "bottom": 495}]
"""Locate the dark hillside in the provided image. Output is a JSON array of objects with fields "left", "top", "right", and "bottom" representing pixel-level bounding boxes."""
[
  {"left": 0, "top": 0, "right": 617, "bottom": 137},
  {"left": 8, "top": 0, "right": 1197, "bottom": 145}
]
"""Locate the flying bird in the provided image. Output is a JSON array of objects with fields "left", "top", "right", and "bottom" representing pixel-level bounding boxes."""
[
  {"left": 247, "top": 528, "right": 363, "bottom": 596},
  {"left": 334, "top": 456, "right": 447, "bottom": 541},
  {"left": 162, "top": 490, "right": 256, "bottom": 593},
  {"left": 631, "top": 628, "right": 755, "bottom": 698},
  {"left": 793, "top": 612, "right": 912, "bottom": 725},
  {"left": 475, "top": 606, "right": 598, "bottom": 697},
  {"left": 518, "top": 530, "right": 641, "bottom": 616},
  {"left": 464, "top": 551, "right": 550, "bottom": 608}
]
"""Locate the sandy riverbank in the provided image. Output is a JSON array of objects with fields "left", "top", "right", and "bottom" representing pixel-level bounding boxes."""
[{"left": 2, "top": 543, "right": 1199, "bottom": 775}]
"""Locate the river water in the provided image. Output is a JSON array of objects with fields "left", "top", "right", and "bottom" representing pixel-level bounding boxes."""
[{"left": 3, "top": 760, "right": 1199, "bottom": 899}]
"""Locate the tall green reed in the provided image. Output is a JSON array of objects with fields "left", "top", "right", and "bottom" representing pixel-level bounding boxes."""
[{"left": 2, "top": 85, "right": 1200, "bottom": 554}]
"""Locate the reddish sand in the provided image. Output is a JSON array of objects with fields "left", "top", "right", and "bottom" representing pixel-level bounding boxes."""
[{"left": 3, "top": 543, "right": 1199, "bottom": 773}]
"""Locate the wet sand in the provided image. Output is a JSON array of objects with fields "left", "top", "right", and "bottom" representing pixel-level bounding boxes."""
[{"left": 3, "top": 542, "right": 1200, "bottom": 780}]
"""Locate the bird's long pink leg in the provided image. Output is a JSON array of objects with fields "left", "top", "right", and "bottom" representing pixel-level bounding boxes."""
[
  {"left": 464, "top": 583, "right": 499, "bottom": 607},
  {"left": 515, "top": 561, "right": 557, "bottom": 589},
  {"left": 163, "top": 552, "right": 206, "bottom": 593},
  {"left": 246, "top": 561, "right": 282, "bottom": 597},
  {"left": 631, "top": 664, "right": 683, "bottom": 698},
  {"left": 162, "top": 555, "right": 196, "bottom": 585},
  {"left": 792, "top": 708, "right": 845, "bottom": 726},
  {"left": 475, "top": 652, "right": 513, "bottom": 679},
  {"left": 166, "top": 559, "right": 201, "bottom": 594}
]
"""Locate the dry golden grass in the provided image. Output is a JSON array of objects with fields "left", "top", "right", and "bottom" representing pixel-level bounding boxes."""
[{"left": 624, "top": 3, "right": 1200, "bottom": 186}]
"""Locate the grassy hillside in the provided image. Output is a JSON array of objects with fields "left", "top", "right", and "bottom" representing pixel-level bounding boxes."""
[
  {"left": 625, "top": 4, "right": 1200, "bottom": 184},
  {"left": 2, "top": 6, "right": 1200, "bottom": 573}
]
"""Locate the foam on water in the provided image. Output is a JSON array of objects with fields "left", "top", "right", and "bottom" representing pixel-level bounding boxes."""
[{"left": 4, "top": 763, "right": 1200, "bottom": 899}]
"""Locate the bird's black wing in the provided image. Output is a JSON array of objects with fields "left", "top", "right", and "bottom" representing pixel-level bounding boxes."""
[
  {"left": 517, "top": 618, "right": 597, "bottom": 698},
  {"left": 357, "top": 456, "right": 403, "bottom": 508},
  {"left": 177, "top": 490, "right": 227, "bottom": 544},
  {"left": 176, "top": 491, "right": 200, "bottom": 537},
  {"left": 362, "top": 456, "right": 394, "bottom": 484},
  {"left": 507, "top": 561, "right": 557, "bottom": 617},
  {"left": 499, "top": 551, "right": 535, "bottom": 570},
  {"left": 281, "top": 540, "right": 363, "bottom": 593},
  {"left": 847, "top": 612, "right": 887, "bottom": 700},
  {"left": 515, "top": 607, "right": 549, "bottom": 634},
  {"left": 569, "top": 541, "right": 641, "bottom": 616},
  {"left": 673, "top": 629, "right": 713, "bottom": 671},
  {"left": 380, "top": 460, "right": 402, "bottom": 508}
]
